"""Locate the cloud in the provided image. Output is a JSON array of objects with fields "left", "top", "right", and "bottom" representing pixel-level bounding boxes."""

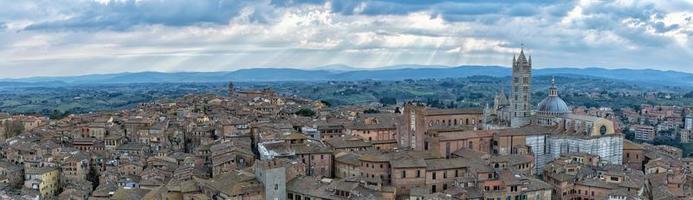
[
  {"left": 23, "top": 0, "right": 276, "bottom": 31},
  {"left": 0, "top": 0, "right": 692, "bottom": 78}
]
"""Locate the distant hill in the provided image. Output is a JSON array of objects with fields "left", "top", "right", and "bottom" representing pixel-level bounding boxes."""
[{"left": 1, "top": 65, "right": 691, "bottom": 88}]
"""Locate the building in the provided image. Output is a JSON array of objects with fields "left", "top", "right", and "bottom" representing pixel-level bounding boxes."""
[
  {"left": 325, "top": 136, "right": 373, "bottom": 152},
  {"left": 510, "top": 47, "right": 532, "bottom": 128},
  {"left": 631, "top": 124, "right": 655, "bottom": 141},
  {"left": 258, "top": 139, "right": 333, "bottom": 177},
  {"left": 255, "top": 160, "right": 290, "bottom": 200},
  {"left": 681, "top": 129, "right": 691, "bottom": 143},
  {"left": 684, "top": 114, "right": 692, "bottom": 130},
  {"left": 623, "top": 139, "right": 645, "bottom": 170},
  {"left": 0, "top": 161, "right": 23, "bottom": 187},
  {"left": 398, "top": 104, "right": 483, "bottom": 151},
  {"left": 543, "top": 156, "right": 645, "bottom": 200},
  {"left": 485, "top": 66, "right": 623, "bottom": 174},
  {"left": 24, "top": 167, "right": 60, "bottom": 198},
  {"left": 287, "top": 176, "right": 395, "bottom": 200},
  {"left": 197, "top": 170, "right": 264, "bottom": 199},
  {"left": 348, "top": 113, "right": 398, "bottom": 150},
  {"left": 227, "top": 81, "right": 235, "bottom": 96}
]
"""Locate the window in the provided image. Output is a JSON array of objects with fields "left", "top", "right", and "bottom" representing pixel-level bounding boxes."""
[
  {"left": 443, "top": 172, "right": 447, "bottom": 179},
  {"left": 432, "top": 172, "right": 436, "bottom": 180},
  {"left": 416, "top": 170, "right": 421, "bottom": 178},
  {"left": 274, "top": 184, "right": 278, "bottom": 190},
  {"left": 402, "top": 171, "right": 406, "bottom": 178},
  {"left": 380, "top": 164, "right": 383, "bottom": 168},
  {"left": 599, "top": 125, "right": 607, "bottom": 135}
]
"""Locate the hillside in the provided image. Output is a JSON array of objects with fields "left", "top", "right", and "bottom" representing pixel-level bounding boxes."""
[{"left": 1, "top": 66, "right": 691, "bottom": 88}]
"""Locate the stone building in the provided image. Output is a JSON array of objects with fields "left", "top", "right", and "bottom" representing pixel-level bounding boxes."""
[
  {"left": 510, "top": 48, "right": 532, "bottom": 128},
  {"left": 348, "top": 113, "right": 398, "bottom": 150},
  {"left": 398, "top": 104, "right": 483, "bottom": 151},
  {"left": 227, "top": 81, "right": 235, "bottom": 97},
  {"left": 24, "top": 167, "right": 60, "bottom": 199},
  {"left": 543, "top": 156, "right": 645, "bottom": 200},
  {"left": 623, "top": 139, "right": 645, "bottom": 170},
  {"left": 0, "top": 161, "right": 23, "bottom": 187}
]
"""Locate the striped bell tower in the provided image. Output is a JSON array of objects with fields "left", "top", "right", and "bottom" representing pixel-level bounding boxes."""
[{"left": 510, "top": 45, "right": 532, "bottom": 128}]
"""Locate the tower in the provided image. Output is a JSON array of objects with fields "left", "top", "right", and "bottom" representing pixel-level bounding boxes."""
[
  {"left": 548, "top": 77, "right": 557, "bottom": 97},
  {"left": 510, "top": 46, "right": 532, "bottom": 128},
  {"left": 398, "top": 102, "right": 426, "bottom": 150},
  {"left": 227, "top": 81, "right": 234, "bottom": 97}
]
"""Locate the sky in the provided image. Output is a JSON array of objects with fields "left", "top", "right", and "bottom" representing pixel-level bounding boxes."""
[{"left": 0, "top": 0, "right": 692, "bottom": 78}]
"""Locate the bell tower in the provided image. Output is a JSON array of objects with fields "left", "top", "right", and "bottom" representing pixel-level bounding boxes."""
[
  {"left": 510, "top": 45, "right": 532, "bottom": 128},
  {"left": 227, "top": 81, "right": 235, "bottom": 97}
]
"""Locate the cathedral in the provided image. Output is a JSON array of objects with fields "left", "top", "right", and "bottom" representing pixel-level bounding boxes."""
[
  {"left": 484, "top": 47, "right": 617, "bottom": 136},
  {"left": 484, "top": 47, "right": 623, "bottom": 173},
  {"left": 485, "top": 47, "right": 532, "bottom": 128}
]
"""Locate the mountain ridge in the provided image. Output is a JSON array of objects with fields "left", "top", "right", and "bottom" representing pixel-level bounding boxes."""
[{"left": 1, "top": 65, "right": 691, "bottom": 88}]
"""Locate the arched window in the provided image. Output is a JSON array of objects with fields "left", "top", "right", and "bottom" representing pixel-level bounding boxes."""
[{"left": 599, "top": 125, "right": 607, "bottom": 135}]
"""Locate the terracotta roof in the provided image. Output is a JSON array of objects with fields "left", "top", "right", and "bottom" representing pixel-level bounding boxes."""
[
  {"left": 325, "top": 136, "right": 373, "bottom": 149},
  {"left": 426, "top": 108, "right": 483, "bottom": 116}
]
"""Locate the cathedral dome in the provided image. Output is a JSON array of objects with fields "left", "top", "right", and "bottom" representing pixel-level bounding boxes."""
[
  {"left": 537, "top": 77, "right": 570, "bottom": 114},
  {"left": 537, "top": 96, "right": 570, "bottom": 114}
]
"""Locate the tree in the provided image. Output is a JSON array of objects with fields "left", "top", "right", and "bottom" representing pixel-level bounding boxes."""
[
  {"left": 3, "top": 121, "right": 24, "bottom": 138},
  {"left": 684, "top": 91, "right": 693, "bottom": 98},
  {"left": 50, "top": 109, "right": 70, "bottom": 120},
  {"left": 363, "top": 109, "right": 380, "bottom": 114},
  {"left": 295, "top": 108, "right": 316, "bottom": 117},
  {"left": 319, "top": 100, "right": 332, "bottom": 107},
  {"left": 379, "top": 97, "right": 397, "bottom": 105}
]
